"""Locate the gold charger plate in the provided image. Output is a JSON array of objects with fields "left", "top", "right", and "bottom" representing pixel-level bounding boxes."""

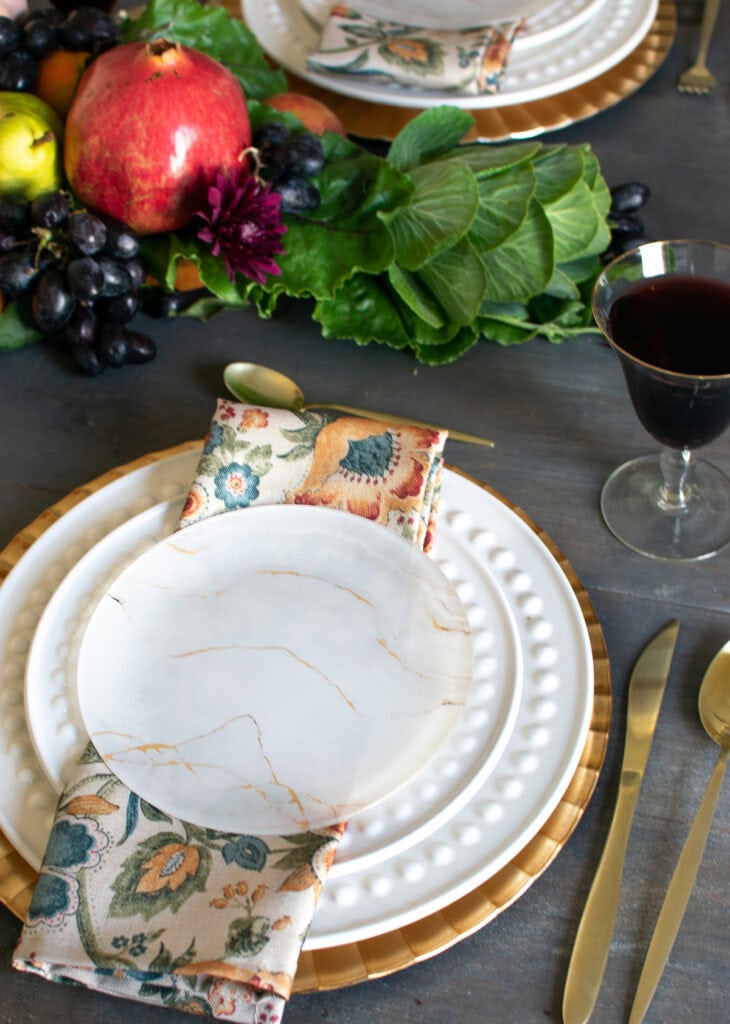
[
  {"left": 240, "top": 0, "right": 676, "bottom": 142},
  {"left": 0, "top": 441, "right": 610, "bottom": 992}
]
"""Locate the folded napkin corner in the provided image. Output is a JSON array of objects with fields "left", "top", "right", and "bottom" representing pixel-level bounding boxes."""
[{"left": 306, "top": 5, "right": 525, "bottom": 96}]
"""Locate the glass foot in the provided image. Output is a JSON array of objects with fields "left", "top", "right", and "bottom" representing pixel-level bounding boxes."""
[{"left": 601, "top": 454, "right": 730, "bottom": 561}]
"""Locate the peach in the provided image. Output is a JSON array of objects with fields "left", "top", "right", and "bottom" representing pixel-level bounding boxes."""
[{"left": 263, "top": 92, "right": 346, "bottom": 137}]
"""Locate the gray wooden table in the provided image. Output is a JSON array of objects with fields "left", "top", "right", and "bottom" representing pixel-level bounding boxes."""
[{"left": 1, "top": 6, "right": 729, "bottom": 1022}]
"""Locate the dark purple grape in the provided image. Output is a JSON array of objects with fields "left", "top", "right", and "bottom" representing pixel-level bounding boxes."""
[
  {"left": 142, "top": 287, "right": 208, "bottom": 318},
  {"left": 30, "top": 191, "right": 71, "bottom": 230},
  {"left": 0, "top": 49, "right": 38, "bottom": 91},
  {"left": 72, "top": 343, "right": 105, "bottom": 376},
  {"left": 31, "top": 268, "right": 76, "bottom": 333},
  {"left": 0, "top": 15, "right": 21, "bottom": 56},
  {"left": 22, "top": 16, "right": 57, "bottom": 57},
  {"left": 0, "top": 233, "right": 19, "bottom": 253},
  {"left": 67, "top": 210, "right": 107, "bottom": 254},
  {"left": 610, "top": 214, "right": 644, "bottom": 241},
  {"left": 97, "top": 257, "right": 131, "bottom": 297},
  {"left": 282, "top": 133, "right": 325, "bottom": 177},
  {"left": 96, "top": 290, "right": 138, "bottom": 324},
  {"left": 124, "top": 257, "right": 145, "bottom": 289},
  {"left": 59, "top": 6, "right": 116, "bottom": 49},
  {"left": 64, "top": 304, "right": 97, "bottom": 347},
  {"left": 97, "top": 324, "right": 129, "bottom": 366},
  {"left": 66, "top": 256, "right": 104, "bottom": 301},
  {"left": 125, "top": 330, "right": 156, "bottom": 364},
  {"left": 275, "top": 178, "right": 320, "bottom": 213},
  {"left": 610, "top": 181, "right": 650, "bottom": 215},
  {"left": 103, "top": 220, "right": 140, "bottom": 260},
  {"left": 253, "top": 121, "right": 290, "bottom": 148},
  {"left": 0, "top": 251, "right": 41, "bottom": 293},
  {"left": 0, "top": 197, "right": 29, "bottom": 235}
]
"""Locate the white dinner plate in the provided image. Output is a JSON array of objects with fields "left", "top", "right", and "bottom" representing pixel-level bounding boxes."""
[
  {"left": 75, "top": 505, "right": 473, "bottom": 834},
  {"left": 25, "top": 495, "right": 523, "bottom": 878},
  {"left": 298, "top": 0, "right": 556, "bottom": 32},
  {"left": 242, "top": 0, "right": 658, "bottom": 110},
  {"left": 0, "top": 450, "right": 593, "bottom": 948}
]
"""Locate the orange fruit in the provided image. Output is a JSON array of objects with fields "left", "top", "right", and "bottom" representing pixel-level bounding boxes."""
[
  {"left": 172, "top": 258, "right": 205, "bottom": 292},
  {"left": 35, "top": 50, "right": 91, "bottom": 119},
  {"left": 145, "top": 259, "right": 205, "bottom": 292}
]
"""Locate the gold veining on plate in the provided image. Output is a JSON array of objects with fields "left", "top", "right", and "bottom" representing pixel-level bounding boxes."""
[
  {"left": 236, "top": 0, "right": 676, "bottom": 142},
  {"left": 0, "top": 446, "right": 611, "bottom": 992}
]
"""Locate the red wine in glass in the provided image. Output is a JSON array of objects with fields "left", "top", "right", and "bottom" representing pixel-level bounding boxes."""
[
  {"left": 592, "top": 240, "right": 730, "bottom": 561},
  {"left": 608, "top": 275, "right": 730, "bottom": 450}
]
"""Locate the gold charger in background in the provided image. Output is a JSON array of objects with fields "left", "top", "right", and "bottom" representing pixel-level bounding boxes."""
[
  {"left": 235, "top": 0, "right": 676, "bottom": 142},
  {"left": 0, "top": 444, "right": 611, "bottom": 992}
]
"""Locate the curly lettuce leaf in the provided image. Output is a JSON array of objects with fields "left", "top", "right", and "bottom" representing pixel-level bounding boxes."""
[
  {"left": 481, "top": 198, "right": 554, "bottom": 303},
  {"left": 314, "top": 273, "right": 412, "bottom": 349},
  {"left": 119, "top": 0, "right": 287, "bottom": 99},
  {"left": 0, "top": 300, "right": 41, "bottom": 350},
  {"left": 468, "top": 163, "right": 535, "bottom": 253},
  {"left": 382, "top": 160, "right": 479, "bottom": 271},
  {"left": 386, "top": 106, "right": 475, "bottom": 172}
]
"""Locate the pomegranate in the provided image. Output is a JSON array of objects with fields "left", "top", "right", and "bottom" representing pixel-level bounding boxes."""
[{"left": 64, "top": 40, "right": 251, "bottom": 235}]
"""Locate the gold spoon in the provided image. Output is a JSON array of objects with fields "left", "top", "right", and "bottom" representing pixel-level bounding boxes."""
[
  {"left": 628, "top": 638, "right": 730, "bottom": 1024},
  {"left": 223, "top": 362, "right": 494, "bottom": 448}
]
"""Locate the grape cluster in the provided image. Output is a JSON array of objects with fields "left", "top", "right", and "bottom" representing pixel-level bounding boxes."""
[
  {"left": 0, "top": 5, "right": 117, "bottom": 91},
  {"left": 253, "top": 122, "right": 325, "bottom": 214},
  {"left": 0, "top": 191, "right": 155, "bottom": 375},
  {"left": 605, "top": 180, "right": 651, "bottom": 262}
]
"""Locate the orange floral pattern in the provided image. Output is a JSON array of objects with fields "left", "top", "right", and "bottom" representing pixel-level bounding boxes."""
[
  {"left": 136, "top": 842, "right": 200, "bottom": 894},
  {"left": 292, "top": 418, "right": 440, "bottom": 538},
  {"left": 308, "top": 8, "right": 523, "bottom": 96}
]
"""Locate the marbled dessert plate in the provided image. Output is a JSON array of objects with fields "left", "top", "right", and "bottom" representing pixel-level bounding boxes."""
[
  {"left": 75, "top": 505, "right": 474, "bottom": 835},
  {"left": 25, "top": 496, "right": 522, "bottom": 878}
]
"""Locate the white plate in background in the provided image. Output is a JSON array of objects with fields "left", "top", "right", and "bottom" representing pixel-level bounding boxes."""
[{"left": 243, "top": 0, "right": 658, "bottom": 110}]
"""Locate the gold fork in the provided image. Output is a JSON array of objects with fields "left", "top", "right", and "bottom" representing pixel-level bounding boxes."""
[{"left": 677, "top": 0, "right": 722, "bottom": 94}]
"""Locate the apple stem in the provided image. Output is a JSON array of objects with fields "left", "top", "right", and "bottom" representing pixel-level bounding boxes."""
[{"left": 240, "top": 146, "right": 263, "bottom": 181}]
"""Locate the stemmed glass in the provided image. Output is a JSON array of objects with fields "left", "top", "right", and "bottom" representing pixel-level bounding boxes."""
[{"left": 593, "top": 239, "right": 730, "bottom": 561}]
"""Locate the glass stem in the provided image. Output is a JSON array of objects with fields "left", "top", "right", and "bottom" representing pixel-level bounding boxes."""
[{"left": 658, "top": 447, "right": 695, "bottom": 511}]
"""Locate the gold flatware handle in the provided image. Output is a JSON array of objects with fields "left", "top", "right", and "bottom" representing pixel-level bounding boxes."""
[
  {"left": 306, "top": 403, "right": 495, "bottom": 447},
  {"left": 628, "top": 745, "right": 729, "bottom": 1024},
  {"left": 562, "top": 621, "right": 679, "bottom": 1024},
  {"left": 562, "top": 784, "right": 640, "bottom": 1024}
]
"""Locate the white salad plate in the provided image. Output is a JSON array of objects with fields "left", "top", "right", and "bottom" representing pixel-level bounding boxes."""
[
  {"left": 0, "top": 450, "right": 593, "bottom": 949},
  {"left": 75, "top": 504, "right": 473, "bottom": 835},
  {"left": 25, "top": 494, "right": 523, "bottom": 878},
  {"left": 297, "top": 0, "right": 557, "bottom": 32},
  {"left": 242, "top": 0, "right": 658, "bottom": 110}
]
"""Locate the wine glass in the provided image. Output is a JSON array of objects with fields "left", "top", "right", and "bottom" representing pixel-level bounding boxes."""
[{"left": 592, "top": 239, "right": 730, "bottom": 561}]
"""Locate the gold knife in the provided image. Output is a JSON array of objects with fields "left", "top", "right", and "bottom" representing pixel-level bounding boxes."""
[{"left": 562, "top": 620, "right": 680, "bottom": 1024}]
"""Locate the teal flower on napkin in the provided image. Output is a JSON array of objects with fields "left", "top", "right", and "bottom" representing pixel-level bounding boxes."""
[{"left": 214, "top": 462, "right": 261, "bottom": 509}]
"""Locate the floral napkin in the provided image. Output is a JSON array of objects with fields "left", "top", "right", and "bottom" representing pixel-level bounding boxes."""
[
  {"left": 13, "top": 401, "right": 448, "bottom": 1021},
  {"left": 307, "top": 4, "right": 524, "bottom": 96}
]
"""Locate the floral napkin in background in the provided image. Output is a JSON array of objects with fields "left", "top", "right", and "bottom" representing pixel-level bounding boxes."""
[
  {"left": 307, "top": 4, "right": 525, "bottom": 95},
  {"left": 13, "top": 401, "right": 448, "bottom": 1022}
]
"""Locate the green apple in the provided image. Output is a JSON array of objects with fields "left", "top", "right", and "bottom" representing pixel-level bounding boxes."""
[{"left": 0, "top": 91, "right": 64, "bottom": 199}]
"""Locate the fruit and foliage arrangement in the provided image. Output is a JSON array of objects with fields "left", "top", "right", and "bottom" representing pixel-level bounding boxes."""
[{"left": 0, "top": 0, "right": 651, "bottom": 373}]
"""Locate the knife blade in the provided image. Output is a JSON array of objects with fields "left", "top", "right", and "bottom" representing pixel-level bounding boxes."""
[{"left": 562, "top": 620, "right": 680, "bottom": 1024}]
